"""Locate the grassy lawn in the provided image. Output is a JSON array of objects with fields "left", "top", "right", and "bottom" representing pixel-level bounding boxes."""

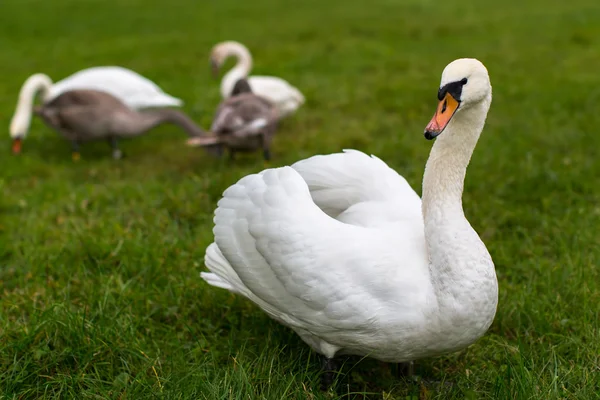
[{"left": 1, "top": 0, "right": 599, "bottom": 398}]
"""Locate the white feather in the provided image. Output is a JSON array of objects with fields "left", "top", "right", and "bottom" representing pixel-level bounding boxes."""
[
  {"left": 212, "top": 41, "right": 304, "bottom": 118},
  {"left": 201, "top": 59, "right": 498, "bottom": 364}
]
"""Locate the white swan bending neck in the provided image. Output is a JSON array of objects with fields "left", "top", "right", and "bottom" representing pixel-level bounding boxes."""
[
  {"left": 10, "top": 74, "right": 53, "bottom": 138},
  {"left": 216, "top": 42, "right": 254, "bottom": 98}
]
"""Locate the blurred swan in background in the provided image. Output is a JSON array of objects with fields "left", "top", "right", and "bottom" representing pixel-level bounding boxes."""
[
  {"left": 187, "top": 78, "right": 279, "bottom": 161},
  {"left": 210, "top": 41, "right": 304, "bottom": 118},
  {"left": 10, "top": 66, "right": 183, "bottom": 152}
]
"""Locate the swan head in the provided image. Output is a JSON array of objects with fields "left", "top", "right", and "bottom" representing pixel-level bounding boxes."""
[
  {"left": 10, "top": 106, "right": 35, "bottom": 153},
  {"left": 210, "top": 41, "right": 251, "bottom": 78},
  {"left": 10, "top": 106, "right": 46, "bottom": 153},
  {"left": 424, "top": 58, "right": 491, "bottom": 140},
  {"left": 10, "top": 114, "right": 27, "bottom": 154},
  {"left": 231, "top": 78, "right": 253, "bottom": 96}
]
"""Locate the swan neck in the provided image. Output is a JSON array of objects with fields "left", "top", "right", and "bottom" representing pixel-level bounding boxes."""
[
  {"left": 420, "top": 95, "right": 497, "bottom": 339},
  {"left": 10, "top": 74, "right": 53, "bottom": 138},
  {"left": 135, "top": 109, "right": 206, "bottom": 137},
  {"left": 221, "top": 44, "right": 253, "bottom": 97},
  {"left": 421, "top": 97, "right": 490, "bottom": 219}
]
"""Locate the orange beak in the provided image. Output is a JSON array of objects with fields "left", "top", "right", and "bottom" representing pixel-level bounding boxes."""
[
  {"left": 424, "top": 92, "right": 460, "bottom": 140},
  {"left": 12, "top": 138, "right": 23, "bottom": 154}
]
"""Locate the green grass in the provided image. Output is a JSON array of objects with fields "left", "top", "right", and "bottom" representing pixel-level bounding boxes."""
[{"left": 1, "top": 0, "right": 599, "bottom": 398}]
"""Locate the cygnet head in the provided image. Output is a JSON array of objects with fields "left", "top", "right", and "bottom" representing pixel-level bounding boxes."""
[
  {"left": 231, "top": 78, "right": 253, "bottom": 96},
  {"left": 209, "top": 41, "right": 249, "bottom": 78},
  {"left": 424, "top": 58, "right": 492, "bottom": 140}
]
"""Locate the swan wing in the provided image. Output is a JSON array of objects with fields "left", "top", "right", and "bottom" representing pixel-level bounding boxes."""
[
  {"left": 49, "top": 67, "right": 183, "bottom": 109},
  {"left": 211, "top": 107, "right": 266, "bottom": 138},
  {"left": 204, "top": 167, "right": 430, "bottom": 337},
  {"left": 292, "top": 149, "right": 422, "bottom": 227},
  {"left": 212, "top": 94, "right": 276, "bottom": 136},
  {"left": 247, "top": 76, "right": 304, "bottom": 110},
  {"left": 210, "top": 104, "right": 237, "bottom": 133}
]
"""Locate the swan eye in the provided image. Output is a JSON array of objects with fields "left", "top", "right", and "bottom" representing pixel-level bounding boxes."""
[
  {"left": 461, "top": 78, "right": 468, "bottom": 85},
  {"left": 441, "top": 99, "right": 447, "bottom": 114}
]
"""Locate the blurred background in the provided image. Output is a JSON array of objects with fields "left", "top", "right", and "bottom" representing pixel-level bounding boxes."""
[{"left": 1, "top": 0, "right": 599, "bottom": 398}]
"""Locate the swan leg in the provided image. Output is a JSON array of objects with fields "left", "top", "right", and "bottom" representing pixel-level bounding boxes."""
[
  {"left": 261, "top": 133, "right": 272, "bottom": 162},
  {"left": 199, "top": 143, "right": 224, "bottom": 158},
  {"left": 262, "top": 148, "right": 271, "bottom": 162},
  {"left": 214, "top": 144, "right": 224, "bottom": 157},
  {"left": 320, "top": 357, "right": 338, "bottom": 391},
  {"left": 71, "top": 141, "right": 81, "bottom": 162},
  {"left": 397, "top": 361, "right": 415, "bottom": 379},
  {"left": 263, "top": 149, "right": 271, "bottom": 167},
  {"left": 108, "top": 137, "right": 123, "bottom": 160}
]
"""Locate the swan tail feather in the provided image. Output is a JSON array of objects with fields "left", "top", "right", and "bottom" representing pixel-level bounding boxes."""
[
  {"left": 200, "top": 272, "right": 235, "bottom": 291},
  {"left": 161, "top": 94, "right": 184, "bottom": 107},
  {"left": 291, "top": 87, "right": 305, "bottom": 105},
  {"left": 204, "top": 234, "right": 294, "bottom": 321},
  {"left": 131, "top": 94, "right": 183, "bottom": 109},
  {"left": 203, "top": 242, "right": 247, "bottom": 295}
]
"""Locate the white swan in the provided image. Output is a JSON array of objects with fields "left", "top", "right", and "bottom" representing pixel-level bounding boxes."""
[
  {"left": 9, "top": 66, "right": 183, "bottom": 153},
  {"left": 210, "top": 41, "right": 305, "bottom": 118},
  {"left": 200, "top": 58, "right": 498, "bottom": 386}
]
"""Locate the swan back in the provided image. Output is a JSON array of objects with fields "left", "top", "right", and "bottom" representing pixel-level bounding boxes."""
[
  {"left": 246, "top": 76, "right": 305, "bottom": 117},
  {"left": 36, "top": 89, "right": 203, "bottom": 142},
  {"left": 49, "top": 66, "right": 184, "bottom": 109},
  {"left": 292, "top": 150, "right": 421, "bottom": 223}
]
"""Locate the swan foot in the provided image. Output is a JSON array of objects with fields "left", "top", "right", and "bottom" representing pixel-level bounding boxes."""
[
  {"left": 211, "top": 144, "right": 224, "bottom": 158},
  {"left": 420, "top": 378, "right": 453, "bottom": 387},
  {"left": 71, "top": 141, "right": 81, "bottom": 161},
  {"left": 320, "top": 357, "right": 338, "bottom": 391},
  {"left": 396, "top": 362, "right": 453, "bottom": 388},
  {"left": 112, "top": 149, "right": 123, "bottom": 160},
  {"left": 262, "top": 148, "right": 271, "bottom": 161},
  {"left": 108, "top": 138, "right": 123, "bottom": 160},
  {"left": 418, "top": 378, "right": 454, "bottom": 395},
  {"left": 397, "top": 360, "right": 416, "bottom": 379}
]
